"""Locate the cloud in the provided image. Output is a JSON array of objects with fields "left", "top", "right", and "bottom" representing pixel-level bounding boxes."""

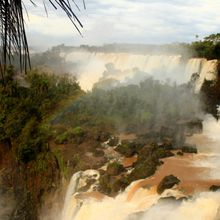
[{"left": 23, "top": 0, "right": 220, "bottom": 49}]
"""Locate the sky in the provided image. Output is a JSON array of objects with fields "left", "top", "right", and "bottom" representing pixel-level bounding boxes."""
[{"left": 24, "top": 0, "right": 220, "bottom": 50}]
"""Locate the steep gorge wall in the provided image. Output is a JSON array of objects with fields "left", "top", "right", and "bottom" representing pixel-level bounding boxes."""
[{"left": 0, "top": 143, "right": 61, "bottom": 220}]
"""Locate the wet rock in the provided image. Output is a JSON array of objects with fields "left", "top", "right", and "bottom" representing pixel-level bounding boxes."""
[
  {"left": 177, "top": 151, "right": 184, "bottom": 156},
  {"left": 158, "top": 161, "right": 164, "bottom": 166},
  {"left": 210, "top": 185, "right": 220, "bottom": 192},
  {"left": 129, "top": 159, "right": 157, "bottom": 181},
  {"left": 110, "top": 177, "right": 129, "bottom": 194},
  {"left": 156, "top": 148, "right": 175, "bottom": 159},
  {"left": 78, "top": 178, "right": 96, "bottom": 192},
  {"left": 158, "top": 196, "right": 188, "bottom": 204},
  {"left": 115, "top": 141, "right": 137, "bottom": 157},
  {"left": 159, "top": 138, "right": 174, "bottom": 150},
  {"left": 96, "top": 132, "right": 111, "bottom": 142},
  {"left": 98, "top": 173, "right": 129, "bottom": 195},
  {"left": 157, "top": 175, "right": 180, "bottom": 194},
  {"left": 138, "top": 144, "right": 157, "bottom": 158},
  {"left": 181, "top": 145, "right": 197, "bottom": 154}
]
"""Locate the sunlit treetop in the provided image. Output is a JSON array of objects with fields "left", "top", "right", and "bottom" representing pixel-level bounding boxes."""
[{"left": 204, "top": 33, "right": 220, "bottom": 44}]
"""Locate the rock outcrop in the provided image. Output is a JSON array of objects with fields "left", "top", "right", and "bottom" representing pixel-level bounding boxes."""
[{"left": 157, "top": 175, "right": 180, "bottom": 194}]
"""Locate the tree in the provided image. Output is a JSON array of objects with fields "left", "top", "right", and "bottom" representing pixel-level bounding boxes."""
[
  {"left": 204, "top": 33, "right": 220, "bottom": 44},
  {"left": 0, "top": 0, "right": 85, "bottom": 79}
]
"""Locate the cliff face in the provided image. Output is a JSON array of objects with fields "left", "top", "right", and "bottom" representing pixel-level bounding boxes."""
[
  {"left": 0, "top": 142, "right": 61, "bottom": 220},
  {"left": 0, "top": 69, "right": 82, "bottom": 220},
  {"left": 0, "top": 143, "right": 15, "bottom": 220},
  {"left": 200, "top": 62, "right": 220, "bottom": 117}
]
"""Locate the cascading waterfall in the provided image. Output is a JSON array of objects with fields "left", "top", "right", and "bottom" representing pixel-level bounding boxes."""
[
  {"left": 66, "top": 51, "right": 218, "bottom": 91},
  {"left": 60, "top": 115, "right": 220, "bottom": 220},
  {"left": 61, "top": 172, "right": 82, "bottom": 220},
  {"left": 195, "top": 59, "right": 219, "bottom": 92},
  {"left": 57, "top": 51, "right": 220, "bottom": 220},
  {"left": 61, "top": 170, "right": 100, "bottom": 220}
]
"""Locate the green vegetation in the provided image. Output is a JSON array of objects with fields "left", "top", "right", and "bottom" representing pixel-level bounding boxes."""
[
  {"left": 99, "top": 173, "right": 129, "bottom": 195},
  {"left": 128, "top": 143, "right": 174, "bottom": 182},
  {"left": 200, "top": 79, "right": 220, "bottom": 118},
  {"left": 54, "top": 126, "right": 85, "bottom": 144},
  {"left": 30, "top": 45, "right": 76, "bottom": 74},
  {"left": 181, "top": 145, "right": 198, "bottom": 154},
  {"left": 98, "top": 140, "right": 176, "bottom": 195},
  {"left": 56, "top": 78, "right": 201, "bottom": 134},
  {"left": 53, "top": 149, "right": 69, "bottom": 178},
  {"left": 189, "top": 33, "right": 220, "bottom": 59},
  {"left": 0, "top": 66, "right": 83, "bottom": 220},
  {"left": 0, "top": 66, "right": 81, "bottom": 164},
  {"left": 115, "top": 141, "right": 139, "bottom": 157},
  {"left": 129, "top": 159, "right": 158, "bottom": 181},
  {"left": 108, "top": 136, "right": 119, "bottom": 146},
  {"left": 106, "top": 161, "right": 125, "bottom": 176}
]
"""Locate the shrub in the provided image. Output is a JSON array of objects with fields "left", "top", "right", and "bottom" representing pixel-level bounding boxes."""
[
  {"left": 107, "top": 161, "right": 125, "bottom": 176},
  {"left": 156, "top": 148, "right": 174, "bottom": 159},
  {"left": 17, "top": 118, "right": 45, "bottom": 163},
  {"left": 53, "top": 149, "right": 68, "bottom": 177},
  {"left": 108, "top": 136, "right": 119, "bottom": 146},
  {"left": 18, "top": 144, "right": 37, "bottom": 164},
  {"left": 99, "top": 173, "right": 129, "bottom": 195},
  {"left": 115, "top": 141, "right": 137, "bottom": 157},
  {"left": 181, "top": 145, "right": 197, "bottom": 154},
  {"left": 54, "top": 127, "right": 85, "bottom": 144},
  {"left": 55, "top": 132, "right": 69, "bottom": 144},
  {"left": 71, "top": 126, "right": 84, "bottom": 137},
  {"left": 129, "top": 159, "right": 157, "bottom": 181}
]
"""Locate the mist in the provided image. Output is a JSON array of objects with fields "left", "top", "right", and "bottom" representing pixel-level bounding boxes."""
[
  {"left": 2, "top": 0, "right": 220, "bottom": 219},
  {"left": 36, "top": 44, "right": 220, "bottom": 220},
  {"left": 54, "top": 115, "right": 220, "bottom": 220},
  {"left": 0, "top": 191, "right": 15, "bottom": 220},
  {"left": 64, "top": 48, "right": 217, "bottom": 92}
]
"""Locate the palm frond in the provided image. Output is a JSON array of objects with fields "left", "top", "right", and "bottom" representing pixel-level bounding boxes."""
[{"left": 0, "top": 0, "right": 85, "bottom": 80}]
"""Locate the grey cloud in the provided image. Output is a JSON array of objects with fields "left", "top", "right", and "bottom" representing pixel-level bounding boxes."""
[{"left": 24, "top": 0, "right": 220, "bottom": 50}]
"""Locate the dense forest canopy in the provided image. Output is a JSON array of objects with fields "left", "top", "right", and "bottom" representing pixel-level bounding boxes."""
[
  {"left": 189, "top": 33, "right": 220, "bottom": 59},
  {"left": 54, "top": 78, "right": 202, "bottom": 136},
  {"left": 0, "top": 67, "right": 81, "bottom": 163}
]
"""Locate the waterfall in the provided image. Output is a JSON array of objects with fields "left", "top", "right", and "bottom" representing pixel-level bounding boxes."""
[
  {"left": 58, "top": 51, "right": 220, "bottom": 220},
  {"left": 61, "top": 172, "right": 82, "bottom": 220},
  {"left": 61, "top": 170, "right": 100, "bottom": 220},
  {"left": 195, "top": 60, "right": 219, "bottom": 92},
  {"left": 59, "top": 115, "right": 220, "bottom": 220},
  {"left": 66, "top": 51, "right": 218, "bottom": 91}
]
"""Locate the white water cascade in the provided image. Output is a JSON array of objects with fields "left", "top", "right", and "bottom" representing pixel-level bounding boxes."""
[
  {"left": 59, "top": 115, "right": 220, "bottom": 220},
  {"left": 56, "top": 52, "right": 220, "bottom": 220},
  {"left": 66, "top": 51, "right": 218, "bottom": 91}
]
